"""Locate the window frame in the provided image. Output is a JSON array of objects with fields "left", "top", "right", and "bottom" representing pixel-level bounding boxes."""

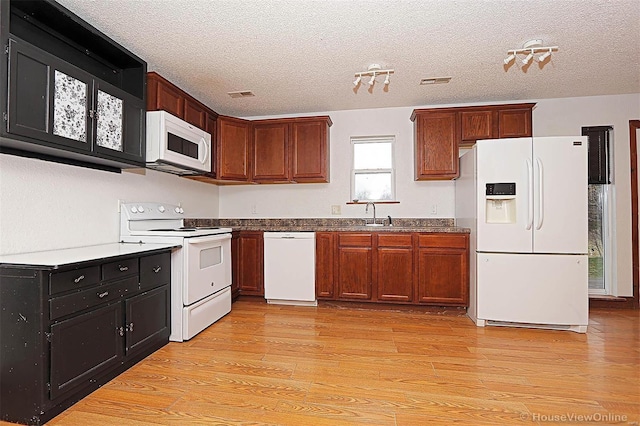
[{"left": 350, "top": 136, "right": 396, "bottom": 202}]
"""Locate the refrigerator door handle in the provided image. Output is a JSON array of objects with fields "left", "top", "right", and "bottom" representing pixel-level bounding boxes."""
[
  {"left": 535, "top": 157, "right": 544, "bottom": 230},
  {"left": 526, "top": 159, "right": 533, "bottom": 230}
]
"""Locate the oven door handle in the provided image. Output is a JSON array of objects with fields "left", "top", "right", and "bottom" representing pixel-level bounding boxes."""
[{"left": 186, "top": 234, "right": 231, "bottom": 245}]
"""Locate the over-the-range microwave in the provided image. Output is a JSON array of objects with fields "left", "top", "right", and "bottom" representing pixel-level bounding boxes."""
[{"left": 146, "top": 111, "right": 211, "bottom": 175}]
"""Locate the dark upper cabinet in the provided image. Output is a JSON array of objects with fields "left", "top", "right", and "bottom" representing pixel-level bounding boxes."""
[{"left": 0, "top": 0, "right": 146, "bottom": 171}]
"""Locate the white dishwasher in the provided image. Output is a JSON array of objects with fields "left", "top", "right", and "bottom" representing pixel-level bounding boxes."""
[{"left": 263, "top": 232, "right": 317, "bottom": 306}]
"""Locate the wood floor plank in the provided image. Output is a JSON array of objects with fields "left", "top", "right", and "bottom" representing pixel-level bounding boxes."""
[{"left": 3, "top": 299, "right": 637, "bottom": 426}]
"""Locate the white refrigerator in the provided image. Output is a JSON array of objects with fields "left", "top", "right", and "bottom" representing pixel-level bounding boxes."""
[{"left": 456, "top": 137, "right": 589, "bottom": 333}]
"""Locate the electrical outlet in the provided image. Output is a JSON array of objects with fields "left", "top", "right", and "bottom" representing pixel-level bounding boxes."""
[
  {"left": 117, "top": 199, "right": 122, "bottom": 213},
  {"left": 251, "top": 204, "right": 257, "bottom": 214},
  {"left": 430, "top": 204, "right": 437, "bottom": 215},
  {"left": 331, "top": 205, "right": 341, "bottom": 215}
]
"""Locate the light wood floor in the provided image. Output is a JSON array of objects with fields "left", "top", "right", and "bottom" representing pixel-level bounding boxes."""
[{"left": 26, "top": 299, "right": 640, "bottom": 425}]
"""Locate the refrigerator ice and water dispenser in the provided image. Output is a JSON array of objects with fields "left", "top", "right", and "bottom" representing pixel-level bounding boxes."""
[{"left": 485, "top": 183, "right": 516, "bottom": 224}]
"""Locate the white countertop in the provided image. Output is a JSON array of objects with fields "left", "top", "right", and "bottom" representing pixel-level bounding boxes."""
[{"left": 0, "top": 242, "right": 179, "bottom": 269}]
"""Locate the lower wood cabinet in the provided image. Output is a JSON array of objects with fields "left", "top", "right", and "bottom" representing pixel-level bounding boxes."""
[
  {"left": 377, "top": 234, "right": 414, "bottom": 303},
  {"left": 337, "top": 233, "right": 373, "bottom": 300},
  {"left": 316, "top": 232, "right": 469, "bottom": 307},
  {"left": 417, "top": 235, "right": 469, "bottom": 305},
  {"left": 0, "top": 249, "right": 171, "bottom": 425},
  {"left": 232, "top": 231, "right": 264, "bottom": 296}
]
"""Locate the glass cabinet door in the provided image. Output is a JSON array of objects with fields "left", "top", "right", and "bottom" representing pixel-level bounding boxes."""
[
  {"left": 53, "top": 70, "right": 89, "bottom": 143},
  {"left": 95, "top": 89, "right": 124, "bottom": 152}
]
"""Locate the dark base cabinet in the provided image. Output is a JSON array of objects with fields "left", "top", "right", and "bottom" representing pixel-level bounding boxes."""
[{"left": 0, "top": 249, "right": 171, "bottom": 425}]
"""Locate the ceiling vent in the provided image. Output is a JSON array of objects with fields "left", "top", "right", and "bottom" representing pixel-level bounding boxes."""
[
  {"left": 227, "top": 90, "right": 255, "bottom": 98},
  {"left": 419, "top": 77, "right": 452, "bottom": 85}
]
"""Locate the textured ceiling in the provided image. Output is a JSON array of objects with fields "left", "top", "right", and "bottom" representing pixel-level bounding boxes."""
[{"left": 56, "top": 0, "right": 640, "bottom": 118}]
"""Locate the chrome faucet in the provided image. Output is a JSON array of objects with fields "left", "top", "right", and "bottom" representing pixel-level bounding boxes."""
[{"left": 365, "top": 202, "right": 376, "bottom": 225}]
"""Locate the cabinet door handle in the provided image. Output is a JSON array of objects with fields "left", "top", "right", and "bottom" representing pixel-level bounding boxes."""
[
  {"left": 74, "top": 275, "right": 85, "bottom": 283},
  {"left": 117, "top": 326, "right": 124, "bottom": 337},
  {"left": 119, "top": 265, "right": 129, "bottom": 272},
  {"left": 128, "top": 322, "right": 134, "bottom": 332},
  {"left": 153, "top": 266, "right": 162, "bottom": 273},
  {"left": 97, "top": 291, "right": 109, "bottom": 299}
]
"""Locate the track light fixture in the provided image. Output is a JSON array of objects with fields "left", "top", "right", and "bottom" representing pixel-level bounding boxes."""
[
  {"left": 353, "top": 64, "right": 394, "bottom": 91},
  {"left": 504, "top": 39, "right": 558, "bottom": 67}
]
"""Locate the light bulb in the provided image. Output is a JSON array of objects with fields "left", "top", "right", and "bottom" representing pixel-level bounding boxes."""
[
  {"left": 522, "top": 51, "right": 534, "bottom": 65},
  {"left": 368, "top": 74, "right": 376, "bottom": 86},
  {"left": 538, "top": 50, "right": 552, "bottom": 62},
  {"left": 504, "top": 53, "right": 516, "bottom": 65},
  {"left": 353, "top": 75, "right": 361, "bottom": 86},
  {"left": 384, "top": 73, "right": 390, "bottom": 85}
]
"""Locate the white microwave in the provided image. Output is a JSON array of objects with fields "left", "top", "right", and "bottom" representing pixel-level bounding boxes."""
[{"left": 146, "top": 111, "right": 212, "bottom": 175}]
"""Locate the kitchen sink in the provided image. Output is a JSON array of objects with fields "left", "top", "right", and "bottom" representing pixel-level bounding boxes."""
[{"left": 365, "top": 223, "right": 385, "bottom": 227}]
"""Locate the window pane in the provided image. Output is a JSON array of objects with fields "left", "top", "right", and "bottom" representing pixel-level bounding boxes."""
[
  {"left": 354, "top": 173, "right": 392, "bottom": 201},
  {"left": 354, "top": 142, "right": 391, "bottom": 169},
  {"left": 588, "top": 184, "right": 605, "bottom": 291}
]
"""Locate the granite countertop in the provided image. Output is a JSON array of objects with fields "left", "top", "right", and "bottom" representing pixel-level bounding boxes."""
[{"left": 184, "top": 218, "right": 470, "bottom": 233}]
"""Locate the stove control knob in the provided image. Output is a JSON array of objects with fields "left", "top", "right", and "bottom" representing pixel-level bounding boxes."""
[
  {"left": 179, "top": 207, "right": 184, "bottom": 214},
  {"left": 174, "top": 207, "right": 181, "bottom": 213},
  {"left": 130, "top": 206, "right": 138, "bottom": 213},
  {"left": 158, "top": 205, "right": 165, "bottom": 213},
  {"left": 137, "top": 205, "right": 145, "bottom": 213}
]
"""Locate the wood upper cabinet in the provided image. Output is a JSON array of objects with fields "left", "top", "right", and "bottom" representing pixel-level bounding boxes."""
[
  {"left": 412, "top": 111, "right": 460, "bottom": 180},
  {"left": 460, "top": 110, "right": 494, "bottom": 142},
  {"left": 336, "top": 234, "right": 373, "bottom": 300},
  {"left": 376, "top": 234, "right": 414, "bottom": 303},
  {"left": 291, "top": 118, "right": 330, "bottom": 183},
  {"left": 412, "top": 103, "right": 534, "bottom": 179},
  {"left": 416, "top": 234, "right": 469, "bottom": 306},
  {"left": 251, "top": 116, "right": 331, "bottom": 183},
  {"left": 217, "top": 116, "right": 251, "bottom": 181},
  {"left": 498, "top": 107, "right": 533, "bottom": 138},
  {"left": 184, "top": 98, "right": 208, "bottom": 129},
  {"left": 315, "top": 232, "right": 335, "bottom": 299},
  {"left": 146, "top": 72, "right": 217, "bottom": 133},
  {"left": 252, "top": 122, "right": 290, "bottom": 182}
]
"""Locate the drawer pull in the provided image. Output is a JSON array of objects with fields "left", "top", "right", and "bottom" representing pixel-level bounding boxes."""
[
  {"left": 153, "top": 266, "right": 162, "bottom": 273},
  {"left": 97, "top": 291, "right": 109, "bottom": 299},
  {"left": 118, "top": 265, "right": 129, "bottom": 272},
  {"left": 74, "top": 275, "right": 85, "bottom": 283}
]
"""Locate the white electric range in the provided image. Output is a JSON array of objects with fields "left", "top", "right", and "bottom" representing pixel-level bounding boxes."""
[{"left": 120, "top": 202, "right": 232, "bottom": 342}]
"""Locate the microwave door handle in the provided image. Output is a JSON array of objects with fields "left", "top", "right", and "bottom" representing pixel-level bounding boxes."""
[{"left": 200, "top": 137, "right": 209, "bottom": 166}]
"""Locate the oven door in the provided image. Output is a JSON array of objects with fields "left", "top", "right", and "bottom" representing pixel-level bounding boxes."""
[{"left": 183, "top": 233, "right": 231, "bottom": 305}]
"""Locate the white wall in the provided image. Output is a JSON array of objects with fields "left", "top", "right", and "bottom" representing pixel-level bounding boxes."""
[
  {"left": 533, "top": 93, "right": 640, "bottom": 298},
  {"left": 220, "top": 106, "right": 455, "bottom": 219},
  {"left": 0, "top": 155, "right": 219, "bottom": 255}
]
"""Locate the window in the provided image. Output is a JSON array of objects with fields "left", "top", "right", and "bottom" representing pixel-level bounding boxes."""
[
  {"left": 583, "top": 126, "right": 614, "bottom": 295},
  {"left": 351, "top": 136, "right": 395, "bottom": 201}
]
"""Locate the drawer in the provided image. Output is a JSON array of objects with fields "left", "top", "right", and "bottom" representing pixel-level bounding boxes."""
[
  {"left": 377, "top": 234, "right": 413, "bottom": 247},
  {"left": 140, "top": 252, "right": 171, "bottom": 291},
  {"left": 50, "top": 276, "right": 138, "bottom": 321},
  {"left": 50, "top": 266, "right": 100, "bottom": 295},
  {"left": 419, "top": 234, "right": 468, "bottom": 249},
  {"left": 338, "top": 233, "right": 372, "bottom": 247},
  {"left": 102, "top": 257, "right": 139, "bottom": 281}
]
